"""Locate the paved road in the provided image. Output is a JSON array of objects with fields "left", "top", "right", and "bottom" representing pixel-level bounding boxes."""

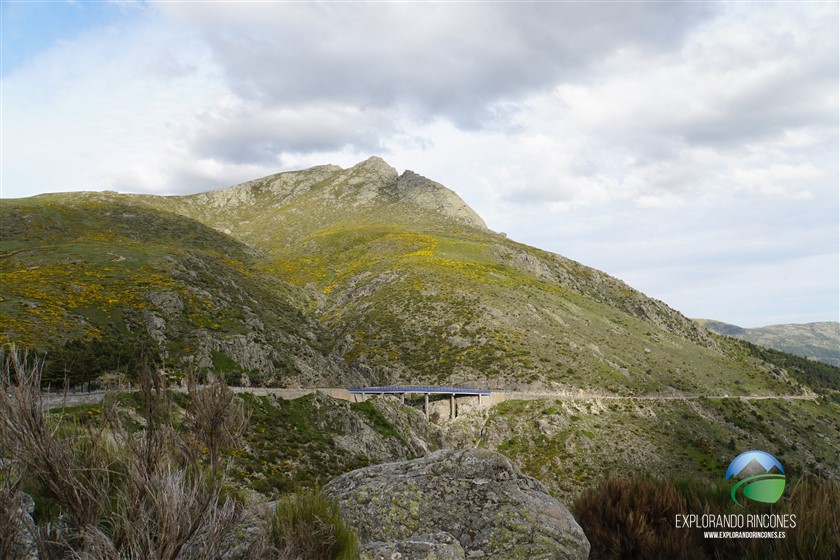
[
  {"left": 500, "top": 391, "right": 818, "bottom": 402},
  {"left": 40, "top": 387, "right": 818, "bottom": 410}
]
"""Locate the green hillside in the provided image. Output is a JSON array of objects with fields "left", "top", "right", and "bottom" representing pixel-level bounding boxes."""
[
  {"left": 0, "top": 158, "right": 824, "bottom": 398},
  {"left": 697, "top": 319, "right": 840, "bottom": 367},
  {"left": 0, "top": 193, "right": 341, "bottom": 387},
  {"left": 3, "top": 158, "right": 839, "bottom": 538}
]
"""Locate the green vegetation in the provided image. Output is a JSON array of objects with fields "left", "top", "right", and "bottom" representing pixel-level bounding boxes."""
[
  {"left": 232, "top": 394, "right": 368, "bottom": 496},
  {"left": 2, "top": 159, "right": 837, "bottom": 556},
  {"left": 269, "top": 487, "right": 359, "bottom": 560},
  {"left": 741, "top": 340, "right": 840, "bottom": 393},
  {"left": 699, "top": 319, "right": 840, "bottom": 367},
  {"left": 350, "top": 399, "right": 405, "bottom": 443},
  {"left": 42, "top": 332, "right": 156, "bottom": 387},
  {"left": 1, "top": 193, "right": 335, "bottom": 388},
  {"left": 0, "top": 348, "right": 368, "bottom": 559},
  {"left": 484, "top": 396, "right": 840, "bottom": 500},
  {"left": 2, "top": 159, "right": 827, "bottom": 399}
]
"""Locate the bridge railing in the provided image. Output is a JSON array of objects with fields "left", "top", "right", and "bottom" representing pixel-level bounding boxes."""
[{"left": 347, "top": 385, "right": 491, "bottom": 395}]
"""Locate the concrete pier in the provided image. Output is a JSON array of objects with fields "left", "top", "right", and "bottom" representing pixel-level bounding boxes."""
[{"left": 347, "top": 386, "right": 493, "bottom": 421}]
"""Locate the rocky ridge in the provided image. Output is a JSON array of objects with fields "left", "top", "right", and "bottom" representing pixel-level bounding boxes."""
[{"left": 697, "top": 320, "right": 840, "bottom": 366}]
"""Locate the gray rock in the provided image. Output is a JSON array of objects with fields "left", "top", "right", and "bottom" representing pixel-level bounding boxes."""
[
  {"left": 362, "top": 532, "right": 465, "bottom": 560},
  {"left": 141, "top": 310, "right": 167, "bottom": 344},
  {"left": 145, "top": 290, "right": 184, "bottom": 319},
  {"left": 4, "top": 491, "right": 39, "bottom": 560},
  {"left": 324, "top": 449, "right": 590, "bottom": 560},
  {"left": 194, "top": 330, "right": 279, "bottom": 374},
  {"left": 395, "top": 171, "right": 488, "bottom": 231}
]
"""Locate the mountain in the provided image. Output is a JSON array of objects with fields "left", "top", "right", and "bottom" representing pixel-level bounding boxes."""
[
  {"left": 3, "top": 157, "right": 839, "bottom": 502},
  {"left": 697, "top": 320, "right": 840, "bottom": 367},
  {"left": 0, "top": 193, "right": 343, "bottom": 386},
  {"left": 2, "top": 157, "right": 814, "bottom": 396}
]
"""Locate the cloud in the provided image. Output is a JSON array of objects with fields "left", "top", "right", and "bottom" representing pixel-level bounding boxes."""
[
  {"left": 188, "top": 100, "right": 395, "bottom": 165},
  {"left": 1, "top": 15, "right": 226, "bottom": 197},
  {"left": 3, "top": 2, "right": 836, "bottom": 326},
  {"left": 143, "top": 48, "right": 197, "bottom": 79},
  {"left": 160, "top": 3, "right": 713, "bottom": 130}
]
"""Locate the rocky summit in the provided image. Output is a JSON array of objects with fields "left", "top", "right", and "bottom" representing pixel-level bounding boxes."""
[{"left": 324, "top": 448, "right": 590, "bottom": 559}]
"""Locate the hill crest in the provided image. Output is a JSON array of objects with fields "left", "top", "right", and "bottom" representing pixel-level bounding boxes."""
[
  {"left": 179, "top": 156, "right": 488, "bottom": 232},
  {"left": 697, "top": 319, "right": 840, "bottom": 367}
]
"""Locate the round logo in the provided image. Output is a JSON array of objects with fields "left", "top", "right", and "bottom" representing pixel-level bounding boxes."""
[{"left": 725, "top": 450, "right": 786, "bottom": 507}]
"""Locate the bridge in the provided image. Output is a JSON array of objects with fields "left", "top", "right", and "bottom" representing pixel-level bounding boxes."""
[{"left": 348, "top": 386, "right": 492, "bottom": 419}]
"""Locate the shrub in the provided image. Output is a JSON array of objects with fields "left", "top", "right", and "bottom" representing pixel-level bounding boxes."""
[
  {"left": 573, "top": 475, "right": 710, "bottom": 560},
  {"left": 575, "top": 474, "right": 840, "bottom": 560},
  {"left": 268, "top": 487, "right": 359, "bottom": 560},
  {"left": 0, "top": 344, "right": 245, "bottom": 559},
  {"left": 740, "top": 476, "right": 840, "bottom": 560}
]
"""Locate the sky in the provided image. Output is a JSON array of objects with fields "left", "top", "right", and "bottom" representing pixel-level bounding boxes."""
[{"left": 1, "top": 1, "right": 838, "bottom": 328}]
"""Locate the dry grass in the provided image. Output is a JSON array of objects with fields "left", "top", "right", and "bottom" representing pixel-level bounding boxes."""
[
  {"left": 574, "top": 473, "right": 840, "bottom": 560},
  {"left": 573, "top": 475, "right": 711, "bottom": 560},
  {"left": 740, "top": 476, "right": 840, "bottom": 560},
  {"left": 185, "top": 371, "right": 249, "bottom": 482},
  {"left": 0, "top": 345, "right": 245, "bottom": 559}
]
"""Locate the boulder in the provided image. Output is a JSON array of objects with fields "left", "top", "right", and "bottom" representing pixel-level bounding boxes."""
[
  {"left": 362, "top": 532, "right": 465, "bottom": 560},
  {"left": 324, "top": 448, "right": 590, "bottom": 560},
  {"left": 4, "top": 491, "right": 39, "bottom": 560}
]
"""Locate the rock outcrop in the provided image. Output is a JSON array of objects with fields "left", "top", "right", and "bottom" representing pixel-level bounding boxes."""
[
  {"left": 324, "top": 448, "right": 590, "bottom": 560},
  {"left": 362, "top": 532, "right": 465, "bottom": 560},
  {"left": 3, "top": 491, "right": 39, "bottom": 560},
  {"left": 394, "top": 170, "right": 488, "bottom": 232}
]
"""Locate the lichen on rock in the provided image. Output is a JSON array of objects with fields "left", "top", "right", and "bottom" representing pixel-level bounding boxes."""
[{"left": 324, "top": 448, "right": 590, "bottom": 559}]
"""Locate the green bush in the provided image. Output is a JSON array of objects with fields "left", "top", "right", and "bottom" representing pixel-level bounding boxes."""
[{"left": 269, "top": 487, "right": 359, "bottom": 560}]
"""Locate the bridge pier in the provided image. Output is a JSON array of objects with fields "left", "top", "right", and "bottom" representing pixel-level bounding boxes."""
[{"left": 346, "top": 386, "right": 492, "bottom": 422}]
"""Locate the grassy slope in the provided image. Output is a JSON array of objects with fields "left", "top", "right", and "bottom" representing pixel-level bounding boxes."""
[
  {"left": 7, "top": 159, "right": 837, "bottom": 536},
  {"left": 48, "top": 390, "right": 444, "bottom": 500},
  {"left": 480, "top": 395, "right": 840, "bottom": 501},
  {"left": 2, "top": 160, "right": 820, "bottom": 395},
  {"left": 0, "top": 192, "right": 338, "bottom": 386},
  {"left": 137, "top": 159, "right": 804, "bottom": 395}
]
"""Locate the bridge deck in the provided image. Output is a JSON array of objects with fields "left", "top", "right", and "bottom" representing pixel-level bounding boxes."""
[{"left": 347, "top": 385, "right": 491, "bottom": 396}]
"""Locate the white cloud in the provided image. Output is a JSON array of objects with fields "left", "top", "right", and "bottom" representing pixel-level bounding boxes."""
[
  {"left": 2, "top": 15, "right": 226, "bottom": 196},
  {"left": 2, "top": 2, "right": 836, "bottom": 326}
]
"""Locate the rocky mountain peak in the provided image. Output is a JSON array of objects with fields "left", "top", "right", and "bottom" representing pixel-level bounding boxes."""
[
  {"left": 348, "top": 156, "right": 399, "bottom": 182},
  {"left": 395, "top": 169, "right": 488, "bottom": 231}
]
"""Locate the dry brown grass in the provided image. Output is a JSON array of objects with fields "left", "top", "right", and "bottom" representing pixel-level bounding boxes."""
[
  {"left": 573, "top": 475, "right": 711, "bottom": 560},
  {"left": 0, "top": 345, "right": 247, "bottom": 559},
  {"left": 574, "top": 473, "right": 840, "bottom": 560},
  {"left": 184, "top": 370, "right": 249, "bottom": 482}
]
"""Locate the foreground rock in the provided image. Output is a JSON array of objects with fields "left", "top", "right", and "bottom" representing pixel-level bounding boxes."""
[
  {"left": 4, "top": 491, "right": 38, "bottom": 560},
  {"left": 324, "top": 448, "right": 590, "bottom": 559},
  {"left": 362, "top": 532, "right": 465, "bottom": 560}
]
